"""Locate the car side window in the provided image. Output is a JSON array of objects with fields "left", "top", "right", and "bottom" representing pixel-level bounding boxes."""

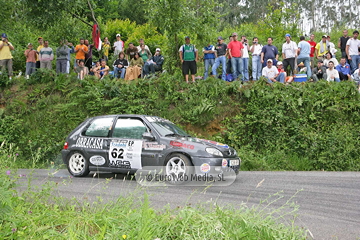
[
  {"left": 84, "top": 117, "right": 114, "bottom": 137},
  {"left": 112, "top": 118, "right": 148, "bottom": 139}
]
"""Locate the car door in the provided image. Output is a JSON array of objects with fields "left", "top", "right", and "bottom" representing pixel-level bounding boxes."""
[
  {"left": 79, "top": 116, "right": 115, "bottom": 167},
  {"left": 109, "top": 117, "right": 150, "bottom": 170}
]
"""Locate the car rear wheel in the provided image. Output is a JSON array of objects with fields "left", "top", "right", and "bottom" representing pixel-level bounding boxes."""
[
  {"left": 165, "top": 153, "right": 193, "bottom": 184},
  {"left": 67, "top": 152, "right": 89, "bottom": 177}
]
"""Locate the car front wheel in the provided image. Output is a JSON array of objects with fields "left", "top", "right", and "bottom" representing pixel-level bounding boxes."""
[
  {"left": 165, "top": 153, "right": 193, "bottom": 184},
  {"left": 67, "top": 152, "right": 89, "bottom": 177}
]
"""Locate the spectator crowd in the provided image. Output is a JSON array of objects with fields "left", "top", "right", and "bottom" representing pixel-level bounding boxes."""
[{"left": 1, "top": 30, "right": 360, "bottom": 89}]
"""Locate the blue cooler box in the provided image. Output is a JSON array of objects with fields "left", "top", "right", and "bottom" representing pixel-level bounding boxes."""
[{"left": 294, "top": 74, "right": 307, "bottom": 82}]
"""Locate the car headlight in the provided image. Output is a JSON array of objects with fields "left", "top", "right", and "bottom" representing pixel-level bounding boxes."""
[{"left": 206, "top": 147, "right": 223, "bottom": 157}]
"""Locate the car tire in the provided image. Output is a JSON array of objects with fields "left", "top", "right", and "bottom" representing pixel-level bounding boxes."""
[
  {"left": 164, "top": 153, "right": 193, "bottom": 185},
  {"left": 67, "top": 151, "right": 90, "bottom": 177}
]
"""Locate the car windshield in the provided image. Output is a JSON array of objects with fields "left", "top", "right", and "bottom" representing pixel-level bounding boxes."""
[{"left": 150, "top": 121, "right": 191, "bottom": 137}]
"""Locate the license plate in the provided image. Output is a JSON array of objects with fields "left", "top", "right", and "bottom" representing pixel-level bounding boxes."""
[{"left": 229, "top": 159, "right": 239, "bottom": 166}]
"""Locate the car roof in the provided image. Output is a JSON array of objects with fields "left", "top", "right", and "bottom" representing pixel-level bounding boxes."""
[{"left": 91, "top": 114, "right": 171, "bottom": 122}]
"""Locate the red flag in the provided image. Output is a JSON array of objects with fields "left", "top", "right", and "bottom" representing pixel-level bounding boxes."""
[{"left": 92, "top": 24, "right": 101, "bottom": 50}]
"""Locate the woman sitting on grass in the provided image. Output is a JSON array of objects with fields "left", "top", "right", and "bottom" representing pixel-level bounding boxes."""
[{"left": 125, "top": 52, "right": 144, "bottom": 80}]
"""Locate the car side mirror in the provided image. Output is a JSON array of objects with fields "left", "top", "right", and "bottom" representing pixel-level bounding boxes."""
[{"left": 142, "top": 132, "right": 155, "bottom": 141}]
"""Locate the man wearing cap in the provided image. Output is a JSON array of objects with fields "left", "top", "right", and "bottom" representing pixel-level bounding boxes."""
[
  {"left": 212, "top": 36, "right": 227, "bottom": 80},
  {"left": 203, "top": 42, "right": 216, "bottom": 80},
  {"left": 282, "top": 34, "right": 298, "bottom": 74},
  {"left": 250, "top": 37, "right": 263, "bottom": 80},
  {"left": 24, "top": 43, "right": 37, "bottom": 79},
  {"left": 179, "top": 36, "right": 198, "bottom": 83},
  {"left": 227, "top": 32, "right": 244, "bottom": 80},
  {"left": 113, "top": 34, "right": 124, "bottom": 56},
  {"left": 315, "top": 35, "right": 329, "bottom": 60},
  {"left": 297, "top": 36, "right": 311, "bottom": 79},
  {"left": 262, "top": 59, "right": 285, "bottom": 83},
  {"left": 143, "top": 48, "right": 164, "bottom": 77},
  {"left": 36, "top": 37, "right": 44, "bottom": 69},
  {"left": 261, "top": 37, "right": 279, "bottom": 67},
  {"left": 0, "top": 33, "right": 15, "bottom": 79},
  {"left": 311, "top": 60, "right": 327, "bottom": 82},
  {"left": 346, "top": 30, "right": 360, "bottom": 73}
]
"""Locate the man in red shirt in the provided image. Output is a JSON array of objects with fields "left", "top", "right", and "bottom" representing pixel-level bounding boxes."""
[
  {"left": 308, "top": 34, "right": 316, "bottom": 68},
  {"left": 227, "top": 32, "right": 244, "bottom": 80}
]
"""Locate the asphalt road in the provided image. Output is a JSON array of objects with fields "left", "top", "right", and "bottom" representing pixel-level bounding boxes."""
[{"left": 16, "top": 169, "right": 360, "bottom": 240}]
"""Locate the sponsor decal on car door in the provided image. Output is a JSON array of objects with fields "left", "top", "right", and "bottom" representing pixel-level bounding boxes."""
[{"left": 109, "top": 139, "right": 143, "bottom": 169}]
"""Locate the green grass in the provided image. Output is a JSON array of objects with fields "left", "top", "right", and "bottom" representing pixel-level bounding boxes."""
[{"left": 0, "top": 149, "right": 307, "bottom": 239}]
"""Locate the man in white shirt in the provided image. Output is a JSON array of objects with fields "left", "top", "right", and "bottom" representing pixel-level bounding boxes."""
[
  {"left": 113, "top": 34, "right": 124, "bottom": 57},
  {"left": 282, "top": 34, "right": 298, "bottom": 74},
  {"left": 137, "top": 38, "right": 150, "bottom": 52},
  {"left": 241, "top": 35, "right": 250, "bottom": 81},
  {"left": 326, "top": 61, "right": 340, "bottom": 82},
  {"left": 262, "top": 59, "right": 285, "bottom": 83},
  {"left": 250, "top": 37, "right": 262, "bottom": 80},
  {"left": 346, "top": 30, "right": 360, "bottom": 73}
]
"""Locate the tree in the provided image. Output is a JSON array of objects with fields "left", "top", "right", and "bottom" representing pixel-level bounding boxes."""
[{"left": 145, "top": 0, "right": 218, "bottom": 73}]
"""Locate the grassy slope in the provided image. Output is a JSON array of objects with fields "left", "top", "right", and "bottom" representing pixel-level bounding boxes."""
[{"left": 1, "top": 70, "right": 360, "bottom": 171}]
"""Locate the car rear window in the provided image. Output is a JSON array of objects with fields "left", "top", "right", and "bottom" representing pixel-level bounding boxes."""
[{"left": 84, "top": 117, "right": 114, "bottom": 137}]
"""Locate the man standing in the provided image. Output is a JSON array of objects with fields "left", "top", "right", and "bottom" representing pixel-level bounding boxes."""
[
  {"left": 203, "top": 43, "right": 216, "bottom": 80},
  {"left": 179, "top": 36, "right": 198, "bottom": 83},
  {"left": 346, "top": 30, "right": 360, "bottom": 73},
  {"left": 262, "top": 59, "right": 285, "bottom": 83},
  {"left": 125, "top": 43, "right": 138, "bottom": 61},
  {"left": 84, "top": 39, "right": 94, "bottom": 70},
  {"left": 311, "top": 60, "right": 327, "bottom": 82},
  {"left": 0, "top": 33, "right": 14, "bottom": 80},
  {"left": 144, "top": 48, "right": 164, "bottom": 77},
  {"left": 212, "top": 36, "right": 227, "bottom": 81},
  {"left": 336, "top": 57, "right": 351, "bottom": 81},
  {"left": 39, "top": 40, "right": 53, "bottom": 69},
  {"left": 226, "top": 35, "right": 233, "bottom": 74},
  {"left": 326, "top": 61, "right": 340, "bottom": 82},
  {"left": 241, "top": 36, "right": 250, "bottom": 81},
  {"left": 74, "top": 38, "right": 88, "bottom": 67},
  {"left": 297, "top": 36, "right": 311, "bottom": 79},
  {"left": 113, "top": 34, "right": 124, "bottom": 57},
  {"left": 338, "top": 30, "right": 350, "bottom": 60},
  {"left": 261, "top": 37, "right": 279, "bottom": 67},
  {"left": 250, "top": 37, "right": 262, "bottom": 80},
  {"left": 315, "top": 35, "right": 329, "bottom": 60},
  {"left": 36, "top": 37, "right": 44, "bottom": 69},
  {"left": 65, "top": 41, "right": 74, "bottom": 74},
  {"left": 308, "top": 34, "right": 317, "bottom": 68},
  {"left": 227, "top": 32, "right": 244, "bottom": 80},
  {"left": 56, "top": 40, "right": 69, "bottom": 74},
  {"left": 282, "top": 34, "right": 297, "bottom": 74}
]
